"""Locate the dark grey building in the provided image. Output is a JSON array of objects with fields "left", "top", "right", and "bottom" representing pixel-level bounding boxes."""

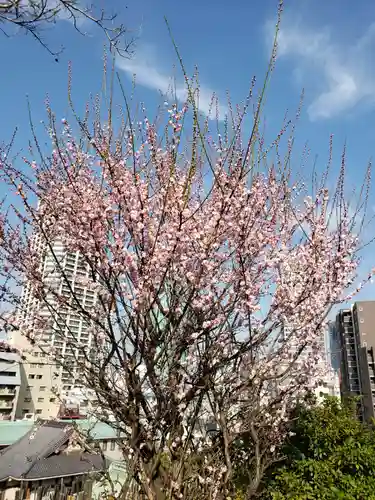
[{"left": 336, "top": 301, "right": 375, "bottom": 421}]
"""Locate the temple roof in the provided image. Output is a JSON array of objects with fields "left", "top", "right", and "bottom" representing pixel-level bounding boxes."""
[{"left": 0, "top": 420, "right": 104, "bottom": 481}]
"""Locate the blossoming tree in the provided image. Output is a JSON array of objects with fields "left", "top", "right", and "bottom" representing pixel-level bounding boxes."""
[{"left": 0, "top": 70, "right": 370, "bottom": 498}]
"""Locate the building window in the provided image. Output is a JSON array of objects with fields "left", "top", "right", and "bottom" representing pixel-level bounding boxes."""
[
  {"left": 36, "top": 375, "right": 42, "bottom": 380},
  {"left": 22, "top": 409, "right": 30, "bottom": 413},
  {"left": 28, "top": 374, "right": 35, "bottom": 380},
  {"left": 31, "top": 363, "right": 38, "bottom": 368},
  {"left": 110, "top": 441, "right": 116, "bottom": 451},
  {"left": 35, "top": 409, "right": 42, "bottom": 414},
  {"left": 102, "top": 441, "right": 107, "bottom": 451},
  {"left": 37, "top": 398, "right": 44, "bottom": 403},
  {"left": 0, "top": 371, "right": 16, "bottom": 377},
  {"left": 39, "top": 386, "right": 46, "bottom": 392},
  {"left": 49, "top": 398, "right": 56, "bottom": 403},
  {"left": 38, "top": 364, "right": 44, "bottom": 368},
  {"left": 24, "top": 398, "right": 31, "bottom": 403}
]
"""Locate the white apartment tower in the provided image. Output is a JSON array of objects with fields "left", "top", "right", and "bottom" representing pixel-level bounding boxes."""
[{"left": 13, "top": 235, "right": 97, "bottom": 417}]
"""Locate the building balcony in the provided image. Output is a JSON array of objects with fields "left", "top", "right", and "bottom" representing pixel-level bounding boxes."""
[
  {"left": 0, "top": 401, "right": 13, "bottom": 409},
  {"left": 0, "top": 388, "right": 16, "bottom": 396}
]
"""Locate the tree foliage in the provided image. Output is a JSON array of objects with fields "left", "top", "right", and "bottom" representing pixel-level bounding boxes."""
[{"left": 263, "top": 396, "right": 375, "bottom": 500}]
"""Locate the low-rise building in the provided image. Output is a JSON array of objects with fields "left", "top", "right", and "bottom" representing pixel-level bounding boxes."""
[
  {"left": 0, "top": 420, "right": 105, "bottom": 500},
  {"left": 59, "top": 386, "right": 98, "bottom": 418},
  {"left": 0, "top": 418, "right": 124, "bottom": 462},
  {"left": 16, "top": 352, "right": 60, "bottom": 421},
  {"left": 8, "top": 330, "right": 61, "bottom": 420}
]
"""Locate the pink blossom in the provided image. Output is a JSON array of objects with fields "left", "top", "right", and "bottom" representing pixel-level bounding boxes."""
[{"left": 0, "top": 87, "right": 370, "bottom": 498}]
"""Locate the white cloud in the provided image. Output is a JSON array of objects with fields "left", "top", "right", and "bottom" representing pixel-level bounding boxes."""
[
  {"left": 116, "top": 45, "right": 227, "bottom": 119},
  {"left": 265, "top": 19, "right": 375, "bottom": 120}
]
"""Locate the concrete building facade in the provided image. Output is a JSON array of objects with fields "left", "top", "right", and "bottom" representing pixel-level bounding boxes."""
[
  {"left": 18, "top": 353, "right": 60, "bottom": 420},
  {"left": 7, "top": 326, "right": 60, "bottom": 420},
  {"left": 0, "top": 345, "right": 21, "bottom": 421},
  {"left": 335, "top": 301, "right": 375, "bottom": 421}
]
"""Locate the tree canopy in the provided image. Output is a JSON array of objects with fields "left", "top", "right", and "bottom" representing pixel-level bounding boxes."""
[{"left": 263, "top": 396, "right": 375, "bottom": 500}]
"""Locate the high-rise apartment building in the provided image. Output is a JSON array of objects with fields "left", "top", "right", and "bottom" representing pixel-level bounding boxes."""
[
  {"left": 14, "top": 236, "right": 97, "bottom": 417},
  {"left": 335, "top": 301, "right": 375, "bottom": 421}
]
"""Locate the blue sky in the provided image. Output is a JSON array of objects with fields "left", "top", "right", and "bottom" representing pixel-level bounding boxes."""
[{"left": 1, "top": 0, "right": 375, "bottom": 301}]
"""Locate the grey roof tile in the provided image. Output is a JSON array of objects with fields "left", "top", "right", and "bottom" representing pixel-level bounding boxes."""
[
  {"left": 24, "top": 453, "right": 105, "bottom": 480},
  {"left": 0, "top": 420, "right": 74, "bottom": 481}
]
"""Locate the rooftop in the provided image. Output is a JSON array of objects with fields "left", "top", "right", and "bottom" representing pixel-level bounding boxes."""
[
  {"left": 0, "top": 419, "right": 119, "bottom": 447},
  {"left": 0, "top": 420, "right": 105, "bottom": 481}
]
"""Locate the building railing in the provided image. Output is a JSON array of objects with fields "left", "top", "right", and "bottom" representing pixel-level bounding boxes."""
[
  {"left": 0, "top": 388, "right": 16, "bottom": 396},
  {"left": 0, "top": 400, "right": 13, "bottom": 408}
]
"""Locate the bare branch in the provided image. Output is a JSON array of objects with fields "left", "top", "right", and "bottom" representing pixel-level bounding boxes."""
[{"left": 0, "top": 0, "right": 135, "bottom": 59}]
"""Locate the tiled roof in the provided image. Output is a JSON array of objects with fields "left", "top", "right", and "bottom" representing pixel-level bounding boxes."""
[
  {"left": 24, "top": 453, "right": 105, "bottom": 480},
  {"left": 0, "top": 420, "right": 105, "bottom": 481},
  {"left": 0, "top": 420, "right": 74, "bottom": 481}
]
